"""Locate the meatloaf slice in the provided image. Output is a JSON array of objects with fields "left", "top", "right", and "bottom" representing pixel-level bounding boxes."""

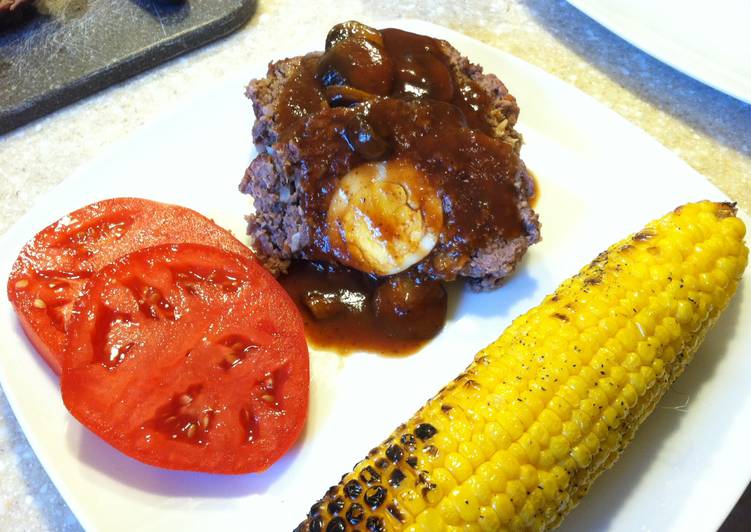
[{"left": 239, "top": 24, "right": 540, "bottom": 291}]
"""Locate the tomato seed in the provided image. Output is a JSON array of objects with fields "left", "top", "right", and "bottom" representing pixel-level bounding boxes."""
[
  {"left": 178, "top": 394, "right": 193, "bottom": 406},
  {"left": 146, "top": 289, "right": 160, "bottom": 304},
  {"left": 186, "top": 423, "right": 198, "bottom": 439},
  {"left": 261, "top": 375, "right": 274, "bottom": 391},
  {"left": 261, "top": 394, "right": 275, "bottom": 405},
  {"left": 33, "top": 298, "right": 47, "bottom": 309},
  {"left": 14, "top": 279, "right": 29, "bottom": 289},
  {"left": 223, "top": 353, "right": 239, "bottom": 368}
]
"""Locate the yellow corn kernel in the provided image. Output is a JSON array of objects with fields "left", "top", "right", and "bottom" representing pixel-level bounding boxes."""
[
  {"left": 505, "top": 479, "right": 527, "bottom": 510},
  {"left": 415, "top": 507, "right": 445, "bottom": 531},
  {"left": 459, "top": 440, "right": 487, "bottom": 469},
  {"left": 438, "top": 496, "right": 462, "bottom": 526},
  {"left": 483, "top": 421, "right": 512, "bottom": 450},
  {"left": 548, "top": 434, "right": 571, "bottom": 461},
  {"left": 477, "top": 505, "right": 501, "bottom": 531},
  {"left": 445, "top": 451, "right": 474, "bottom": 484},
  {"left": 492, "top": 450, "right": 521, "bottom": 480},
  {"left": 497, "top": 414, "right": 525, "bottom": 442},
  {"left": 519, "top": 464, "right": 539, "bottom": 492},
  {"left": 450, "top": 484, "right": 481, "bottom": 523},
  {"left": 297, "top": 202, "right": 747, "bottom": 532},
  {"left": 490, "top": 493, "right": 515, "bottom": 524},
  {"left": 397, "top": 487, "right": 425, "bottom": 514},
  {"left": 433, "top": 467, "right": 459, "bottom": 494},
  {"left": 548, "top": 395, "right": 573, "bottom": 421},
  {"left": 467, "top": 472, "right": 495, "bottom": 506},
  {"left": 518, "top": 433, "right": 541, "bottom": 464},
  {"left": 538, "top": 449, "right": 556, "bottom": 470}
]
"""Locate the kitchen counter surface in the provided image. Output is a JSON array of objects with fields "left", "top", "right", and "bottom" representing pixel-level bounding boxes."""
[{"left": 0, "top": 1, "right": 749, "bottom": 530}]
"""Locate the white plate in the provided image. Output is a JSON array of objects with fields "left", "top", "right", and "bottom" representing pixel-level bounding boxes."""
[
  {"left": 0, "top": 19, "right": 749, "bottom": 532},
  {"left": 566, "top": 0, "right": 751, "bottom": 104}
]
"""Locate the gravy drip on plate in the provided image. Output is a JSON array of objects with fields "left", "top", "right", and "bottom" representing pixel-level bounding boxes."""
[{"left": 279, "top": 261, "right": 447, "bottom": 355}]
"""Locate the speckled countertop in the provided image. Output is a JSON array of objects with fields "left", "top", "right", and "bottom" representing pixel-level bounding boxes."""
[{"left": 0, "top": 1, "right": 749, "bottom": 530}]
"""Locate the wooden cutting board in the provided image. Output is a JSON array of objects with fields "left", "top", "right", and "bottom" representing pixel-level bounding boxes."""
[{"left": 0, "top": 0, "right": 256, "bottom": 134}]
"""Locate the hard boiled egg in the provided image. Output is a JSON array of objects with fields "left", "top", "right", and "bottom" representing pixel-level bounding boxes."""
[{"left": 327, "top": 159, "right": 443, "bottom": 275}]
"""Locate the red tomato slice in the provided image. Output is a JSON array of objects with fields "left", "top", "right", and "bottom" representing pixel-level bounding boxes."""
[
  {"left": 6, "top": 198, "right": 251, "bottom": 375},
  {"left": 61, "top": 243, "right": 308, "bottom": 474}
]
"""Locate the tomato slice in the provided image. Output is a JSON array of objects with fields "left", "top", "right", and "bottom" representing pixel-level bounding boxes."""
[
  {"left": 61, "top": 243, "right": 308, "bottom": 474},
  {"left": 6, "top": 198, "right": 251, "bottom": 375}
]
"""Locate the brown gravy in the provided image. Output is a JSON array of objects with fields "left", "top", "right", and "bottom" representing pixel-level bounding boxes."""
[
  {"left": 276, "top": 22, "right": 530, "bottom": 281},
  {"left": 279, "top": 262, "right": 447, "bottom": 355},
  {"left": 272, "top": 22, "right": 535, "bottom": 352}
]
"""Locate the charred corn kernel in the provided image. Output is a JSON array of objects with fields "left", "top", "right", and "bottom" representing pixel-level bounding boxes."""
[{"left": 297, "top": 202, "right": 747, "bottom": 532}]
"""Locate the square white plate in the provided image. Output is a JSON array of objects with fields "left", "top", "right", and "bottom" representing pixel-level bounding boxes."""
[
  {"left": 0, "top": 20, "right": 749, "bottom": 532},
  {"left": 566, "top": 0, "right": 751, "bottom": 104}
]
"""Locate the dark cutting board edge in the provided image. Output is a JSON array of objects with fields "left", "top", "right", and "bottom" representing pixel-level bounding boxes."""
[{"left": 0, "top": 0, "right": 257, "bottom": 135}]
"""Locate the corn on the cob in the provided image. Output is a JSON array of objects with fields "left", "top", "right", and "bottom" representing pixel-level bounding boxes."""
[{"left": 296, "top": 201, "right": 748, "bottom": 532}]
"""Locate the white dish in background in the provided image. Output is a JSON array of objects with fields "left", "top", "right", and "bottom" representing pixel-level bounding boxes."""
[
  {"left": 0, "top": 19, "right": 749, "bottom": 532},
  {"left": 566, "top": 0, "right": 751, "bottom": 104}
]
